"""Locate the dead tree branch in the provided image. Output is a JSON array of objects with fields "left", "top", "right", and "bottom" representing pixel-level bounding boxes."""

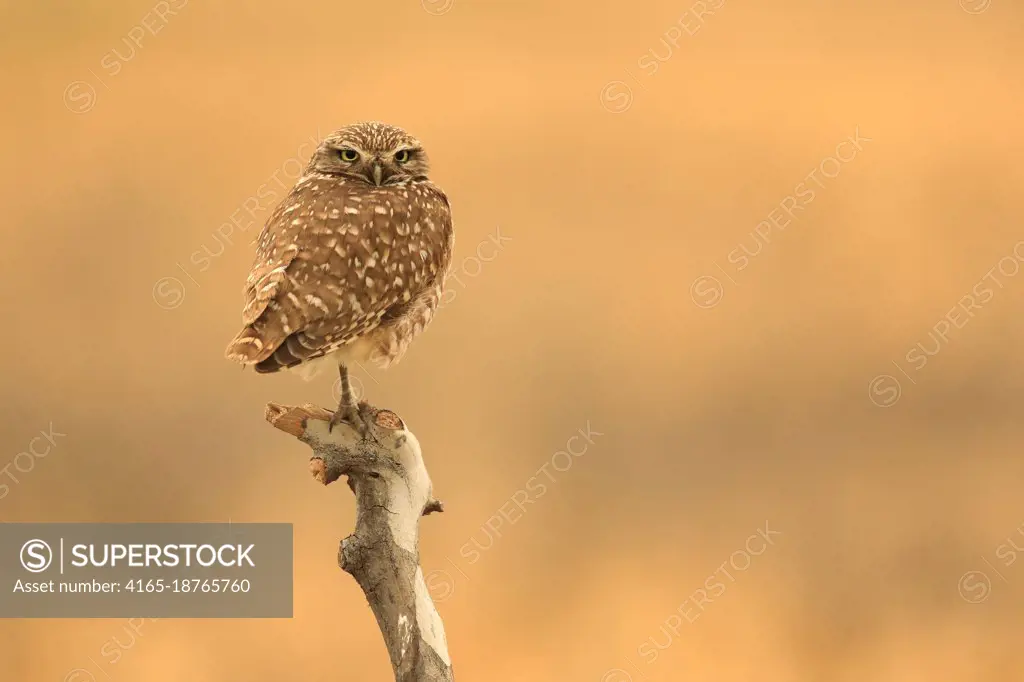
[{"left": 265, "top": 400, "right": 453, "bottom": 682}]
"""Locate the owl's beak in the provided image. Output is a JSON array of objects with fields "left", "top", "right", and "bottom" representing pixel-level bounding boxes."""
[{"left": 372, "top": 162, "right": 383, "bottom": 186}]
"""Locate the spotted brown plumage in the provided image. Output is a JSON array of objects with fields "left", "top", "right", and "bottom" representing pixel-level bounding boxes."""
[{"left": 224, "top": 122, "right": 454, "bottom": 430}]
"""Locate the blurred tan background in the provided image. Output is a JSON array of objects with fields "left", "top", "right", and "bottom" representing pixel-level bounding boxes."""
[{"left": 2, "top": 0, "right": 1023, "bottom": 679}]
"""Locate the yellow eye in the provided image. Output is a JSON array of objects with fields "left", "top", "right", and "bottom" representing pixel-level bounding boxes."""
[
  {"left": 394, "top": 150, "right": 411, "bottom": 163},
  {"left": 338, "top": 148, "right": 359, "bottom": 162}
]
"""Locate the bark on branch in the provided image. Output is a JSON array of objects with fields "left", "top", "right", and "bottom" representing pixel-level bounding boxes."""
[{"left": 265, "top": 400, "right": 453, "bottom": 682}]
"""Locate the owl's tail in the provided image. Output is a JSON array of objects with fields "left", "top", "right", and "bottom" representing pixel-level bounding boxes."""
[{"left": 224, "top": 325, "right": 278, "bottom": 365}]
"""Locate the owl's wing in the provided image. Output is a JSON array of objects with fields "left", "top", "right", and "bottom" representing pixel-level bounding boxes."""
[{"left": 224, "top": 177, "right": 453, "bottom": 371}]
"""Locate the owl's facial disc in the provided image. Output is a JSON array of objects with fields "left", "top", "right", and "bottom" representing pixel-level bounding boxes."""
[
  {"left": 309, "top": 132, "right": 429, "bottom": 186},
  {"left": 361, "top": 146, "right": 426, "bottom": 186},
  {"left": 381, "top": 145, "right": 429, "bottom": 184}
]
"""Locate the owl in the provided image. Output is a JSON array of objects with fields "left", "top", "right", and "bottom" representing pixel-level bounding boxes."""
[{"left": 224, "top": 121, "right": 454, "bottom": 432}]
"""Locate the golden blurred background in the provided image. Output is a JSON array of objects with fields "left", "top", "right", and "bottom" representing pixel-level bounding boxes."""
[{"left": 2, "top": 0, "right": 1023, "bottom": 679}]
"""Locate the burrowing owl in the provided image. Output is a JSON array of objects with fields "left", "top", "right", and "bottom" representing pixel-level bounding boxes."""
[{"left": 224, "top": 121, "right": 454, "bottom": 431}]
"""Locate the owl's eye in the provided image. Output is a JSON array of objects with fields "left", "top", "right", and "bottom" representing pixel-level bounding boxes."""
[
  {"left": 338, "top": 148, "right": 359, "bottom": 162},
  {"left": 394, "top": 150, "right": 411, "bottom": 163}
]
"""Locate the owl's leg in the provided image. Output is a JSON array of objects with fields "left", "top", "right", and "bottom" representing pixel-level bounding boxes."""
[{"left": 328, "top": 364, "right": 367, "bottom": 435}]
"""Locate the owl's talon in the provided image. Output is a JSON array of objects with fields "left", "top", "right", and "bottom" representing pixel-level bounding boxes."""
[{"left": 328, "top": 404, "right": 367, "bottom": 437}]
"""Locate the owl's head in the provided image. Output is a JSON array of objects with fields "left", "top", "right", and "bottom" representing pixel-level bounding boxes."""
[{"left": 308, "top": 121, "right": 430, "bottom": 186}]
